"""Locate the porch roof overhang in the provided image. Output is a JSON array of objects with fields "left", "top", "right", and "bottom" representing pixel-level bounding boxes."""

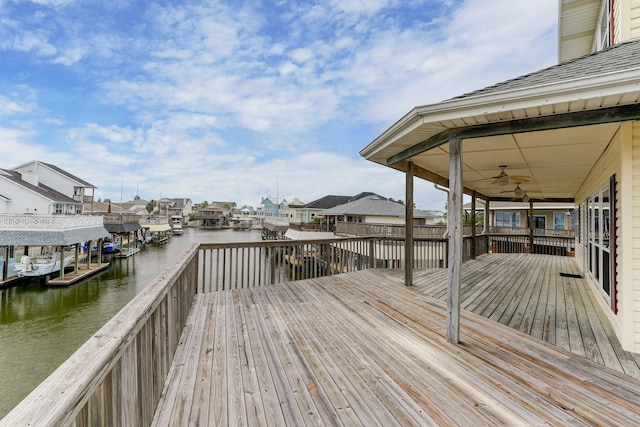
[{"left": 360, "top": 67, "right": 640, "bottom": 203}]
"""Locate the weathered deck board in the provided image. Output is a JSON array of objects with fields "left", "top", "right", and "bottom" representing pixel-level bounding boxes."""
[
  {"left": 391, "top": 253, "right": 640, "bottom": 379},
  {"left": 153, "top": 263, "right": 640, "bottom": 425}
]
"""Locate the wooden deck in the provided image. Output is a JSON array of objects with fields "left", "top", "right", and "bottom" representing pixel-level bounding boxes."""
[
  {"left": 152, "top": 257, "right": 640, "bottom": 426},
  {"left": 385, "top": 253, "right": 640, "bottom": 379}
]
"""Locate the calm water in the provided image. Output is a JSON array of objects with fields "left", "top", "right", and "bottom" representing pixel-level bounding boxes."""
[{"left": 0, "top": 227, "right": 262, "bottom": 418}]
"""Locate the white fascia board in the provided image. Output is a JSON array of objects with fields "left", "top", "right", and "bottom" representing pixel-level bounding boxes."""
[
  {"left": 414, "top": 68, "right": 640, "bottom": 119},
  {"left": 362, "top": 67, "right": 640, "bottom": 159}
]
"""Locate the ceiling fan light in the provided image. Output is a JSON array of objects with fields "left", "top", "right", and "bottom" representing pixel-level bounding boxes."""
[
  {"left": 498, "top": 176, "right": 509, "bottom": 186},
  {"left": 514, "top": 185, "right": 524, "bottom": 198},
  {"left": 522, "top": 194, "right": 530, "bottom": 203}
]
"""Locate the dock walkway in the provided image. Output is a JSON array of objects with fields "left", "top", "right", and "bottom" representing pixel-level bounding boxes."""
[{"left": 47, "top": 263, "right": 110, "bottom": 286}]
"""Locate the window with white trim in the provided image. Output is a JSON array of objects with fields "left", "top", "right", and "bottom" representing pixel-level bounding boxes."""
[{"left": 595, "top": 0, "right": 612, "bottom": 51}]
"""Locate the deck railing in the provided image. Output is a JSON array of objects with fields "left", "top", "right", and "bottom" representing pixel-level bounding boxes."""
[
  {"left": 197, "top": 237, "right": 457, "bottom": 291},
  {"left": 0, "top": 214, "right": 104, "bottom": 229},
  {"left": 0, "top": 234, "right": 526, "bottom": 425},
  {"left": 0, "top": 237, "right": 452, "bottom": 425},
  {"left": 491, "top": 234, "right": 575, "bottom": 256},
  {"left": 0, "top": 245, "right": 200, "bottom": 427}
]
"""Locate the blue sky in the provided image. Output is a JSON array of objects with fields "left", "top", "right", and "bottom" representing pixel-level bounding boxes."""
[{"left": 0, "top": 0, "right": 558, "bottom": 210}]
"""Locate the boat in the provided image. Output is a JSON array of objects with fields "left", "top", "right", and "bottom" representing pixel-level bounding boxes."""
[
  {"left": 171, "top": 217, "right": 183, "bottom": 235},
  {"left": 102, "top": 240, "right": 121, "bottom": 253},
  {"left": 171, "top": 223, "right": 183, "bottom": 235},
  {"left": 14, "top": 253, "right": 74, "bottom": 278}
]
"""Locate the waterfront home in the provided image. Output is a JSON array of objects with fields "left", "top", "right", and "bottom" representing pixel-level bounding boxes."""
[
  {"left": 156, "top": 198, "right": 193, "bottom": 225},
  {"left": 0, "top": 161, "right": 96, "bottom": 215},
  {"left": 197, "top": 204, "right": 230, "bottom": 228},
  {"left": 319, "top": 194, "right": 442, "bottom": 227},
  {"left": 256, "top": 196, "right": 288, "bottom": 219},
  {"left": 360, "top": 1, "right": 640, "bottom": 352},
  {"left": 285, "top": 192, "right": 375, "bottom": 225}
]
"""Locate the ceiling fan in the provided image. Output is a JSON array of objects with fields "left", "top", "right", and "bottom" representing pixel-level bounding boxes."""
[
  {"left": 500, "top": 182, "right": 531, "bottom": 202},
  {"left": 477, "top": 165, "right": 531, "bottom": 186}
]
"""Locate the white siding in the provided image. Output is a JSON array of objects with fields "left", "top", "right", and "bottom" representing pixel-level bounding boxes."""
[
  {"left": 630, "top": 0, "right": 640, "bottom": 40},
  {"left": 363, "top": 216, "right": 405, "bottom": 225},
  {"left": 575, "top": 123, "right": 623, "bottom": 338},
  {"left": 631, "top": 121, "right": 640, "bottom": 351}
]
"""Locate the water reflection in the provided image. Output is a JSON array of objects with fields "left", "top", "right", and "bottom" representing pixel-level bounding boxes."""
[{"left": 0, "top": 228, "right": 261, "bottom": 418}]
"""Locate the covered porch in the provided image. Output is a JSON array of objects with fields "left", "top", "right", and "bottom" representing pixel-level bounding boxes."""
[{"left": 360, "top": 40, "right": 640, "bottom": 350}]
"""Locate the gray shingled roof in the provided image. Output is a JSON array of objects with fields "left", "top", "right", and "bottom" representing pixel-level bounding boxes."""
[
  {"left": 303, "top": 192, "right": 377, "bottom": 209},
  {"left": 319, "top": 195, "right": 439, "bottom": 219},
  {"left": 0, "top": 168, "right": 78, "bottom": 203},
  {"left": 0, "top": 226, "right": 110, "bottom": 245},
  {"left": 451, "top": 40, "right": 640, "bottom": 99},
  {"left": 452, "top": 38, "right": 640, "bottom": 100},
  {"left": 104, "top": 223, "right": 142, "bottom": 233}
]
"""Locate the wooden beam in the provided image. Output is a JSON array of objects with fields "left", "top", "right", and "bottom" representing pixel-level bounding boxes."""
[
  {"left": 405, "top": 162, "right": 414, "bottom": 287},
  {"left": 393, "top": 160, "right": 491, "bottom": 201},
  {"left": 387, "top": 104, "right": 640, "bottom": 165},
  {"left": 447, "top": 137, "right": 462, "bottom": 344}
]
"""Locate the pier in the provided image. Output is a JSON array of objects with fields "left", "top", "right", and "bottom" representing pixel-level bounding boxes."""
[{"left": 47, "top": 263, "right": 110, "bottom": 286}]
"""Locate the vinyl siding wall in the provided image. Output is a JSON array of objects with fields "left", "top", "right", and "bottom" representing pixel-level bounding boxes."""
[
  {"left": 575, "top": 123, "right": 625, "bottom": 343},
  {"left": 630, "top": 121, "right": 640, "bottom": 351},
  {"left": 629, "top": 0, "right": 640, "bottom": 41}
]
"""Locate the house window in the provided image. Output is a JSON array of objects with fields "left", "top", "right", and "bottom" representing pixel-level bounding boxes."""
[
  {"left": 495, "top": 212, "right": 520, "bottom": 228},
  {"left": 554, "top": 212, "right": 566, "bottom": 230},
  {"left": 595, "top": 0, "right": 612, "bottom": 51},
  {"left": 54, "top": 204, "right": 63, "bottom": 214},
  {"left": 587, "top": 179, "right": 612, "bottom": 302},
  {"left": 533, "top": 216, "right": 546, "bottom": 229}
]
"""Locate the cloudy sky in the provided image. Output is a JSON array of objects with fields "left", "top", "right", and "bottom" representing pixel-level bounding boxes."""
[{"left": 0, "top": 0, "right": 558, "bottom": 211}]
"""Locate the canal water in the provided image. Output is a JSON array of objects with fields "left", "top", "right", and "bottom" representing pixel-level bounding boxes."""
[{"left": 0, "top": 227, "right": 262, "bottom": 418}]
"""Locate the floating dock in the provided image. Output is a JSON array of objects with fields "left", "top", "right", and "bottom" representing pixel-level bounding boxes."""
[
  {"left": 47, "top": 263, "right": 110, "bottom": 287},
  {"left": 115, "top": 247, "right": 141, "bottom": 258}
]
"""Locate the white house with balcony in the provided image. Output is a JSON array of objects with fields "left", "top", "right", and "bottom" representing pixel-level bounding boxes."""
[{"left": 1, "top": 161, "right": 96, "bottom": 215}]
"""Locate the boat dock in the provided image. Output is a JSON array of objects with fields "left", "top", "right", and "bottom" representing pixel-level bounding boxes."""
[
  {"left": 47, "top": 263, "right": 110, "bottom": 286},
  {"left": 115, "top": 247, "right": 141, "bottom": 258}
]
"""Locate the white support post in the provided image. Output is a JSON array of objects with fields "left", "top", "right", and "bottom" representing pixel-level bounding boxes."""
[
  {"left": 405, "top": 161, "right": 414, "bottom": 287},
  {"left": 447, "top": 137, "right": 462, "bottom": 343}
]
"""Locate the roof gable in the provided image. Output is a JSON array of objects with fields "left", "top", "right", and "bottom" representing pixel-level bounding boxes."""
[{"left": 0, "top": 168, "right": 77, "bottom": 203}]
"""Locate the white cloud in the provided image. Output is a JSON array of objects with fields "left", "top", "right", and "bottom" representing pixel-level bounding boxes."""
[{"left": 0, "top": 0, "right": 558, "bottom": 212}]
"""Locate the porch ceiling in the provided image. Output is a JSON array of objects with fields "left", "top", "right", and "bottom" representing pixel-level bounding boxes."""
[
  {"left": 407, "top": 122, "right": 620, "bottom": 202},
  {"left": 361, "top": 67, "right": 640, "bottom": 202}
]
